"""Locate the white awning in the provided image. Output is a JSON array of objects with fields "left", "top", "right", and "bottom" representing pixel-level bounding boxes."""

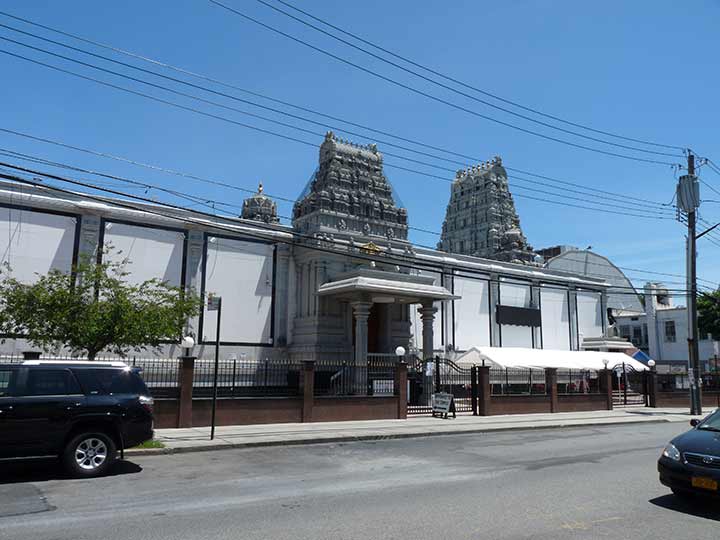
[{"left": 454, "top": 346, "right": 648, "bottom": 371}]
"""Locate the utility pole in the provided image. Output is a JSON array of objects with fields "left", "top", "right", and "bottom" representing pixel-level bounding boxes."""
[{"left": 679, "top": 151, "right": 702, "bottom": 415}]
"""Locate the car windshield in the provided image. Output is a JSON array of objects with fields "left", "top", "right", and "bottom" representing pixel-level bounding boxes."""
[{"left": 698, "top": 410, "right": 720, "bottom": 431}]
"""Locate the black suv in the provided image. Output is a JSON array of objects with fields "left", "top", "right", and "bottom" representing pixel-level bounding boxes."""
[{"left": 0, "top": 361, "right": 154, "bottom": 477}]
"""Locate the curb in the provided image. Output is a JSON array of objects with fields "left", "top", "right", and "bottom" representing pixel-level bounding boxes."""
[{"left": 125, "top": 417, "right": 675, "bottom": 457}]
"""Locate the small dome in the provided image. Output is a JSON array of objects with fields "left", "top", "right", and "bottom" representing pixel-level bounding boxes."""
[{"left": 241, "top": 182, "right": 280, "bottom": 224}]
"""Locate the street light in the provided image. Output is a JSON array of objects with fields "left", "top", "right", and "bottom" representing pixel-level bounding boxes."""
[
  {"left": 181, "top": 335, "right": 195, "bottom": 357},
  {"left": 395, "top": 346, "right": 406, "bottom": 359},
  {"left": 648, "top": 359, "right": 656, "bottom": 368},
  {"left": 602, "top": 359, "right": 609, "bottom": 369}
]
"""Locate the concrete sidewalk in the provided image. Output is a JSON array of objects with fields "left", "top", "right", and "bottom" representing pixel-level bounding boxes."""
[{"left": 128, "top": 407, "right": 697, "bottom": 456}]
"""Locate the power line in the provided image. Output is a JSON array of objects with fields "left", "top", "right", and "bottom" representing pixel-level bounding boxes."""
[
  {"left": 0, "top": 162, "right": 701, "bottom": 297},
  {"left": 0, "top": 49, "right": 675, "bottom": 222},
  {"left": 0, "top": 153, "right": 699, "bottom": 294},
  {"left": 245, "top": 0, "right": 682, "bottom": 158},
  {"left": 207, "top": 0, "right": 680, "bottom": 166},
  {"left": 268, "top": 0, "right": 684, "bottom": 153},
  {"left": 0, "top": 13, "right": 674, "bottom": 210}
]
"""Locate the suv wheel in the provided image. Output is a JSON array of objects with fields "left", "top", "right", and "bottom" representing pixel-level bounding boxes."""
[{"left": 63, "top": 432, "right": 117, "bottom": 477}]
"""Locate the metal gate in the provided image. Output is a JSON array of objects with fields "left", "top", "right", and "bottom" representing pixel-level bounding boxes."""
[
  {"left": 407, "top": 356, "right": 474, "bottom": 414},
  {"left": 613, "top": 363, "right": 648, "bottom": 407}
]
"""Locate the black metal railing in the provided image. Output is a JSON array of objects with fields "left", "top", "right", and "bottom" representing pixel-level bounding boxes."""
[
  {"left": 314, "top": 360, "right": 367, "bottom": 396},
  {"left": 556, "top": 369, "right": 600, "bottom": 394}
]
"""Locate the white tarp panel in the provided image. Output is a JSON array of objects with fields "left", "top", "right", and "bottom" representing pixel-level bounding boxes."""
[
  {"left": 103, "top": 222, "right": 185, "bottom": 287},
  {"left": 541, "top": 287, "right": 571, "bottom": 350},
  {"left": 455, "top": 346, "right": 647, "bottom": 371},
  {"left": 577, "top": 290, "right": 603, "bottom": 342},
  {"left": 499, "top": 281, "right": 533, "bottom": 347},
  {"left": 453, "top": 275, "right": 491, "bottom": 350},
  {"left": 409, "top": 270, "right": 443, "bottom": 351},
  {"left": 203, "top": 237, "right": 274, "bottom": 344},
  {"left": 0, "top": 207, "right": 77, "bottom": 283}
]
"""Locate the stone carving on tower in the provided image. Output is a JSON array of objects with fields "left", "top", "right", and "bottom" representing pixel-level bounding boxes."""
[
  {"left": 241, "top": 182, "right": 280, "bottom": 224},
  {"left": 292, "top": 132, "right": 408, "bottom": 242},
  {"left": 438, "top": 157, "right": 539, "bottom": 265}
]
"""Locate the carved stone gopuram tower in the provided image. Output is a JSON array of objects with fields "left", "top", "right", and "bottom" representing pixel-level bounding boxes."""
[
  {"left": 438, "top": 156, "right": 538, "bottom": 265},
  {"left": 292, "top": 131, "right": 408, "bottom": 242}
]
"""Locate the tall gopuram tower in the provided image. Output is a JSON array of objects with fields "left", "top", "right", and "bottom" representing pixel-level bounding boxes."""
[
  {"left": 292, "top": 131, "right": 408, "bottom": 242},
  {"left": 438, "top": 156, "right": 538, "bottom": 265}
]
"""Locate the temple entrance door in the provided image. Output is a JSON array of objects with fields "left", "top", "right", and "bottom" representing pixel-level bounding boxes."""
[{"left": 367, "top": 303, "right": 379, "bottom": 353}]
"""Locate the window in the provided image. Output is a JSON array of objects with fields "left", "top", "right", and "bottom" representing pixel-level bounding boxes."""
[
  {"left": 0, "top": 369, "right": 15, "bottom": 397},
  {"left": 631, "top": 326, "right": 643, "bottom": 346},
  {"left": 619, "top": 325, "right": 631, "bottom": 339},
  {"left": 665, "top": 320, "right": 676, "bottom": 342},
  {"left": 73, "top": 368, "right": 148, "bottom": 396},
  {"left": 23, "top": 369, "right": 81, "bottom": 396}
]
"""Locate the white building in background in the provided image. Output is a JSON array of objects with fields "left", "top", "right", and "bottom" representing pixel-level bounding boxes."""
[
  {"left": 615, "top": 283, "right": 719, "bottom": 370},
  {"left": 0, "top": 135, "right": 612, "bottom": 361}
]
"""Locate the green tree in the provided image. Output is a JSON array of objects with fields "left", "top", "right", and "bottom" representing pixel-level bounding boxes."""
[
  {"left": 0, "top": 248, "right": 201, "bottom": 359},
  {"left": 698, "top": 290, "right": 720, "bottom": 340}
]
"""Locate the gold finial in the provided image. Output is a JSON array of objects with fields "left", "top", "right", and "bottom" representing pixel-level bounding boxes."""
[{"left": 258, "top": 182, "right": 264, "bottom": 194}]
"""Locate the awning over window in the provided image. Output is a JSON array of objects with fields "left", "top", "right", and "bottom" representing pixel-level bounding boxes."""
[{"left": 455, "top": 346, "right": 648, "bottom": 371}]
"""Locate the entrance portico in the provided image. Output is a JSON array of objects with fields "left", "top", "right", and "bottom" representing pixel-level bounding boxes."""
[{"left": 318, "top": 268, "right": 457, "bottom": 362}]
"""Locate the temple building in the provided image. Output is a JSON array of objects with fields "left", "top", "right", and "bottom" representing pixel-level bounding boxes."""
[
  {"left": 438, "top": 157, "right": 538, "bottom": 265},
  {"left": 0, "top": 133, "right": 609, "bottom": 364}
]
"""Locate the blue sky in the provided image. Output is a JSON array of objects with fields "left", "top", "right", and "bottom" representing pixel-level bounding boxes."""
[{"left": 1, "top": 0, "right": 719, "bottom": 297}]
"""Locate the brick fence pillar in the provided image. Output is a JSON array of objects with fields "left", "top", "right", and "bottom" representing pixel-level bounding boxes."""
[
  {"left": 478, "top": 366, "right": 491, "bottom": 416},
  {"left": 546, "top": 368, "right": 558, "bottom": 413},
  {"left": 647, "top": 369, "right": 658, "bottom": 408},
  {"left": 177, "top": 355, "right": 196, "bottom": 428},
  {"left": 470, "top": 366, "right": 479, "bottom": 416},
  {"left": 302, "top": 361, "right": 315, "bottom": 423},
  {"left": 601, "top": 368, "right": 613, "bottom": 410},
  {"left": 395, "top": 361, "right": 408, "bottom": 420}
]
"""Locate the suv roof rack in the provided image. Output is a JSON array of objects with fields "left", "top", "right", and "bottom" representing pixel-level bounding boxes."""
[{"left": 22, "top": 360, "right": 129, "bottom": 368}]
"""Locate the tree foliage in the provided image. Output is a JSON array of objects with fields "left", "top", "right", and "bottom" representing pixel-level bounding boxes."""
[
  {"left": 0, "top": 248, "right": 201, "bottom": 359},
  {"left": 698, "top": 290, "right": 720, "bottom": 340}
]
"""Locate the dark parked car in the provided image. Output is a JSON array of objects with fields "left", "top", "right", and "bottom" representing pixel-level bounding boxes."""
[
  {"left": 658, "top": 408, "right": 720, "bottom": 498},
  {"left": 0, "top": 360, "right": 154, "bottom": 477}
]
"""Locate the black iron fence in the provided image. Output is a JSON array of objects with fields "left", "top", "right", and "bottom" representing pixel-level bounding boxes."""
[
  {"left": 657, "top": 372, "right": 720, "bottom": 392},
  {"left": 313, "top": 358, "right": 397, "bottom": 397},
  {"left": 407, "top": 356, "right": 473, "bottom": 414},
  {"left": 192, "top": 358, "right": 301, "bottom": 398},
  {"left": 556, "top": 369, "right": 600, "bottom": 394},
  {"left": 490, "top": 368, "right": 547, "bottom": 396}
]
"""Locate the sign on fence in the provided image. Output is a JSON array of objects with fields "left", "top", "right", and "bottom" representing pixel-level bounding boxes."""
[{"left": 431, "top": 392, "right": 456, "bottom": 419}]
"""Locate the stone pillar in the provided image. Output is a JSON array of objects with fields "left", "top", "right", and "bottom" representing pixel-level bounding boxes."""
[
  {"left": 177, "top": 355, "right": 196, "bottom": 428},
  {"left": 419, "top": 301, "right": 438, "bottom": 361},
  {"left": 394, "top": 361, "right": 408, "bottom": 420},
  {"left": 183, "top": 230, "right": 205, "bottom": 340},
  {"left": 568, "top": 287, "right": 579, "bottom": 350},
  {"left": 275, "top": 244, "right": 291, "bottom": 347},
  {"left": 531, "top": 281, "right": 542, "bottom": 348},
  {"left": 601, "top": 368, "right": 613, "bottom": 410},
  {"left": 489, "top": 274, "right": 501, "bottom": 347},
  {"left": 546, "top": 368, "right": 558, "bottom": 413},
  {"left": 302, "top": 360, "right": 315, "bottom": 422},
  {"left": 351, "top": 301, "right": 372, "bottom": 364},
  {"left": 478, "top": 365, "right": 491, "bottom": 416},
  {"left": 77, "top": 214, "right": 102, "bottom": 261}
]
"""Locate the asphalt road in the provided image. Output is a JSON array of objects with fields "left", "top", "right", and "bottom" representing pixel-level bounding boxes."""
[{"left": 1, "top": 422, "right": 718, "bottom": 540}]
